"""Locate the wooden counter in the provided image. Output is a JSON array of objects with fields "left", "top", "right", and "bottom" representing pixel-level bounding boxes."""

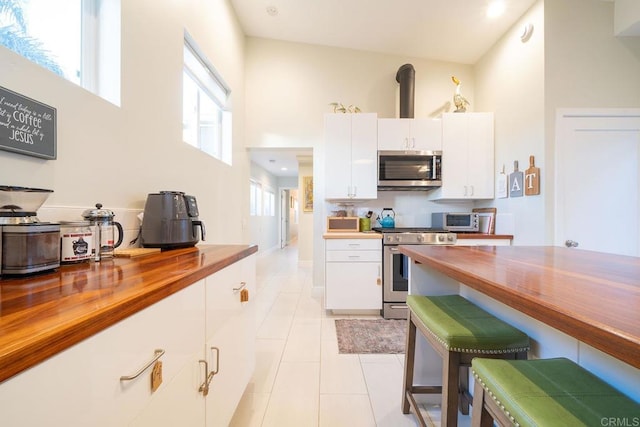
[
  {"left": 398, "top": 245, "right": 640, "bottom": 369},
  {"left": 323, "top": 232, "right": 382, "bottom": 239},
  {"left": 0, "top": 244, "right": 258, "bottom": 384},
  {"left": 455, "top": 233, "right": 513, "bottom": 240}
]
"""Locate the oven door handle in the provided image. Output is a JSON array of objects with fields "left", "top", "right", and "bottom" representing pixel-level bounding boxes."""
[{"left": 389, "top": 247, "right": 400, "bottom": 252}]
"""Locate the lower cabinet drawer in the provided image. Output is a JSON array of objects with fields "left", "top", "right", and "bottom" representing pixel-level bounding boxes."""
[
  {"left": 326, "top": 250, "right": 381, "bottom": 262},
  {"left": 325, "top": 239, "right": 381, "bottom": 251}
]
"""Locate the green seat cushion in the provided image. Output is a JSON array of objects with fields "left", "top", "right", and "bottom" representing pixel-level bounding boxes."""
[
  {"left": 406, "top": 295, "right": 529, "bottom": 353},
  {"left": 472, "top": 357, "right": 640, "bottom": 427}
]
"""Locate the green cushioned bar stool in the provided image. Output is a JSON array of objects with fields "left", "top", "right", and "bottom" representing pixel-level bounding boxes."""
[
  {"left": 402, "top": 295, "right": 530, "bottom": 427},
  {"left": 471, "top": 357, "right": 640, "bottom": 427}
]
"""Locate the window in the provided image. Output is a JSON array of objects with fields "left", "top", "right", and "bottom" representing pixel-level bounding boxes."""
[
  {"left": 263, "top": 189, "right": 275, "bottom": 216},
  {"left": 183, "top": 32, "right": 232, "bottom": 164},
  {"left": 0, "top": 0, "right": 121, "bottom": 105},
  {"left": 249, "top": 180, "right": 262, "bottom": 216}
]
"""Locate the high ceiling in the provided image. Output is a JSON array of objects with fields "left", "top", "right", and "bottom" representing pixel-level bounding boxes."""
[{"left": 236, "top": 0, "right": 539, "bottom": 176}]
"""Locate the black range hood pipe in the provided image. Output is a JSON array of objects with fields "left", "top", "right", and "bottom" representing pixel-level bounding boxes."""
[{"left": 396, "top": 64, "right": 415, "bottom": 119}]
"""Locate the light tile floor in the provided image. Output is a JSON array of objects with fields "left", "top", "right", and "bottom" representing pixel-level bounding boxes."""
[{"left": 230, "top": 243, "right": 471, "bottom": 427}]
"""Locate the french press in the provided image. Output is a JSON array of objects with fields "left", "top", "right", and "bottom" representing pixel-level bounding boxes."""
[{"left": 82, "top": 203, "right": 124, "bottom": 261}]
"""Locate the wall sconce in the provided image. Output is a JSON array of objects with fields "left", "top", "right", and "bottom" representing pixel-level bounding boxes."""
[{"left": 521, "top": 23, "right": 534, "bottom": 43}]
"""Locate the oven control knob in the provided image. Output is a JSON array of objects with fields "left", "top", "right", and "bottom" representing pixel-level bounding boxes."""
[
  {"left": 437, "top": 234, "right": 445, "bottom": 243},
  {"left": 447, "top": 235, "right": 455, "bottom": 242},
  {"left": 394, "top": 235, "right": 401, "bottom": 243},
  {"left": 416, "top": 235, "right": 424, "bottom": 243}
]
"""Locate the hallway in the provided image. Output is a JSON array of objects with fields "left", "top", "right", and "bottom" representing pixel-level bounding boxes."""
[{"left": 229, "top": 243, "right": 462, "bottom": 426}]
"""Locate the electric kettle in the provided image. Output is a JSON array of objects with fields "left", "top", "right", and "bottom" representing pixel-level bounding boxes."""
[
  {"left": 82, "top": 203, "right": 124, "bottom": 261},
  {"left": 379, "top": 208, "right": 396, "bottom": 228}
]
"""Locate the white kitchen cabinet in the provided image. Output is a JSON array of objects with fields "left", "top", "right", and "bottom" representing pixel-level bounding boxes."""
[
  {"left": 325, "top": 239, "right": 382, "bottom": 310},
  {"left": 204, "top": 254, "right": 256, "bottom": 427},
  {"left": 377, "top": 118, "right": 442, "bottom": 151},
  {"left": 0, "top": 281, "right": 206, "bottom": 427},
  {"left": 432, "top": 112, "right": 494, "bottom": 200},
  {"left": 0, "top": 255, "right": 257, "bottom": 427},
  {"left": 324, "top": 113, "right": 378, "bottom": 200}
]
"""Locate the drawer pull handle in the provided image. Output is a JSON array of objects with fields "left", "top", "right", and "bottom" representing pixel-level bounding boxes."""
[
  {"left": 120, "top": 349, "right": 165, "bottom": 381},
  {"left": 233, "top": 281, "right": 247, "bottom": 291},
  {"left": 199, "top": 347, "right": 220, "bottom": 397}
]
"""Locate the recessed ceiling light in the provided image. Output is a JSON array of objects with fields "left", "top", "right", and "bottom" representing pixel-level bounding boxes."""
[
  {"left": 266, "top": 6, "right": 278, "bottom": 17},
  {"left": 487, "top": 1, "right": 505, "bottom": 18},
  {"left": 281, "top": 167, "right": 288, "bottom": 171}
]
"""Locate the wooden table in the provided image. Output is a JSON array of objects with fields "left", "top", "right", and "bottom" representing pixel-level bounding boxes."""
[
  {"left": 398, "top": 245, "right": 640, "bottom": 369},
  {"left": 0, "top": 244, "right": 257, "bottom": 384}
]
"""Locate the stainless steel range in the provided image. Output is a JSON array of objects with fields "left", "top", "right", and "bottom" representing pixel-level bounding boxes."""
[{"left": 373, "top": 227, "right": 456, "bottom": 319}]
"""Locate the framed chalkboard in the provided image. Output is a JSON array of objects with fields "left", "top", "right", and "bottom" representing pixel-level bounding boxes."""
[{"left": 0, "top": 86, "right": 57, "bottom": 159}]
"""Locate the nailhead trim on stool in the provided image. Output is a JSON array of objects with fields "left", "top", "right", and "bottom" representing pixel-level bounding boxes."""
[{"left": 471, "top": 358, "right": 640, "bottom": 427}]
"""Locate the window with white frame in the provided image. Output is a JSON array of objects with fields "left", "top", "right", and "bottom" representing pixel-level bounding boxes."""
[
  {"left": 183, "top": 32, "right": 232, "bottom": 164},
  {"left": 0, "top": 0, "right": 121, "bottom": 105},
  {"left": 263, "top": 189, "right": 275, "bottom": 216},
  {"left": 249, "top": 180, "right": 262, "bottom": 216}
]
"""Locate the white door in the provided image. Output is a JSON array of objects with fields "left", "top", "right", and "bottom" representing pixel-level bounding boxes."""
[{"left": 555, "top": 109, "right": 640, "bottom": 256}]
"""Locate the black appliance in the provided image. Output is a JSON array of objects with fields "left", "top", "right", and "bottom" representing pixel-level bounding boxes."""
[{"left": 141, "top": 191, "right": 206, "bottom": 249}]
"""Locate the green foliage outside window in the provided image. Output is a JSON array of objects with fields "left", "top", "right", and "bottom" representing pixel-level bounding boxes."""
[{"left": 0, "top": 0, "right": 63, "bottom": 75}]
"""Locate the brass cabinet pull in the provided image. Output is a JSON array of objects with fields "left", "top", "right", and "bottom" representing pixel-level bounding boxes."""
[
  {"left": 198, "top": 347, "right": 220, "bottom": 396},
  {"left": 233, "top": 281, "right": 246, "bottom": 292},
  {"left": 120, "top": 349, "right": 165, "bottom": 381}
]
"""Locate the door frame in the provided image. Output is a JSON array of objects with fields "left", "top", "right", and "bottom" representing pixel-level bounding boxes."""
[{"left": 278, "top": 186, "right": 297, "bottom": 249}]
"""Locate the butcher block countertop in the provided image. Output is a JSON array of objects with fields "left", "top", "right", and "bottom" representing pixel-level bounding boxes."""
[
  {"left": 398, "top": 245, "right": 640, "bottom": 369},
  {"left": 0, "top": 244, "right": 258, "bottom": 384},
  {"left": 455, "top": 233, "right": 513, "bottom": 240},
  {"left": 323, "top": 232, "right": 382, "bottom": 239}
]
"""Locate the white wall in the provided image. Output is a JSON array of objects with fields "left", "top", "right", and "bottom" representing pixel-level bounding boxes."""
[
  {"left": 244, "top": 38, "right": 474, "bottom": 151},
  {"left": 244, "top": 38, "right": 475, "bottom": 286},
  {"left": 474, "top": 1, "right": 546, "bottom": 245},
  {"left": 544, "top": 0, "right": 640, "bottom": 243},
  {"left": 0, "top": 0, "right": 249, "bottom": 246}
]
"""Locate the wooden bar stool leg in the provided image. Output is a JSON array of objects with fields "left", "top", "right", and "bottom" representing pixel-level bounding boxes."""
[
  {"left": 442, "top": 350, "right": 460, "bottom": 427},
  {"left": 471, "top": 378, "right": 493, "bottom": 427},
  {"left": 402, "top": 314, "right": 417, "bottom": 414},
  {"left": 459, "top": 365, "right": 470, "bottom": 415}
]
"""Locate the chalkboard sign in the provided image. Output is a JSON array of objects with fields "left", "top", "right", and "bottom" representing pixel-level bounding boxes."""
[{"left": 0, "top": 86, "right": 57, "bottom": 159}]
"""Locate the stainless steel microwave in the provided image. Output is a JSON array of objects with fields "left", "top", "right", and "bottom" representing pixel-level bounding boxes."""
[
  {"left": 378, "top": 150, "right": 442, "bottom": 190},
  {"left": 431, "top": 212, "right": 479, "bottom": 232}
]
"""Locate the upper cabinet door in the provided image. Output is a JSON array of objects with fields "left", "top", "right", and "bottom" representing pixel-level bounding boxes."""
[
  {"left": 377, "top": 119, "right": 411, "bottom": 150},
  {"left": 325, "top": 113, "right": 378, "bottom": 200},
  {"left": 350, "top": 113, "right": 378, "bottom": 199},
  {"left": 377, "top": 118, "right": 441, "bottom": 151},
  {"left": 324, "top": 114, "right": 354, "bottom": 200},
  {"left": 411, "top": 118, "right": 442, "bottom": 151},
  {"left": 432, "top": 112, "right": 494, "bottom": 200}
]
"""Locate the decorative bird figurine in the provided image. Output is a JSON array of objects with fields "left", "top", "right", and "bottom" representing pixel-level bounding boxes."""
[{"left": 451, "top": 76, "right": 470, "bottom": 112}]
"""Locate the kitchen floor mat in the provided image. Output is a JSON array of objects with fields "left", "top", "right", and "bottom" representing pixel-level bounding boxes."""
[{"left": 334, "top": 319, "right": 406, "bottom": 354}]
